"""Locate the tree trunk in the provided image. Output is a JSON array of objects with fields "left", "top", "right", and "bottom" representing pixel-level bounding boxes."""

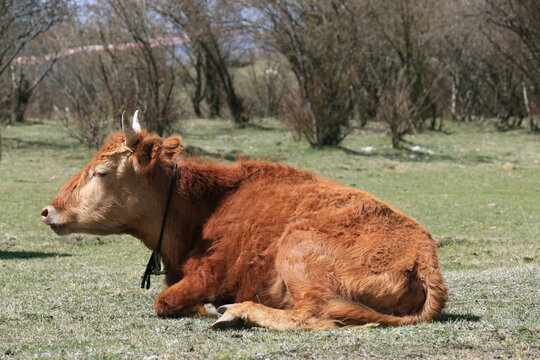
[
  {"left": 430, "top": 104, "right": 437, "bottom": 130},
  {"left": 451, "top": 80, "right": 456, "bottom": 120},
  {"left": 522, "top": 83, "right": 537, "bottom": 131},
  {"left": 12, "top": 86, "right": 31, "bottom": 123},
  {"left": 204, "top": 59, "right": 221, "bottom": 118},
  {"left": 226, "top": 93, "right": 247, "bottom": 127},
  {"left": 192, "top": 53, "right": 204, "bottom": 118},
  {"left": 192, "top": 99, "right": 202, "bottom": 118},
  {"left": 390, "top": 121, "right": 401, "bottom": 148},
  {"left": 391, "top": 131, "right": 401, "bottom": 148}
]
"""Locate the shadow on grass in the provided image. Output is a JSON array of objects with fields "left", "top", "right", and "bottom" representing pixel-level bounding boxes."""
[
  {"left": 337, "top": 145, "right": 458, "bottom": 163},
  {"left": 180, "top": 123, "right": 234, "bottom": 139},
  {"left": 246, "top": 123, "right": 282, "bottom": 132},
  {"left": 183, "top": 145, "right": 254, "bottom": 162},
  {"left": 434, "top": 313, "right": 481, "bottom": 323},
  {"left": 3, "top": 137, "right": 75, "bottom": 151},
  {"left": 0, "top": 250, "right": 71, "bottom": 260},
  {"left": 6, "top": 119, "right": 44, "bottom": 126},
  {"left": 338, "top": 144, "right": 495, "bottom": 165}
]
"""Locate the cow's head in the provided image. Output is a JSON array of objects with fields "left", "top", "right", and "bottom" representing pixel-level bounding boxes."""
[{"left": 41, "top": 111, "right": 183, "bottom": 237}]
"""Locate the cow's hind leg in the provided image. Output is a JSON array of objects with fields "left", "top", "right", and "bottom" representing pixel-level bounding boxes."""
[
  {"left": 212, "top": 301, "right": 338, "bottom": 331},
  {"left": 214, "top": 230, "right": 352, "bottom": 331},
  {"left": 213, "top": 228, "right": 439, "bottom": 330}
]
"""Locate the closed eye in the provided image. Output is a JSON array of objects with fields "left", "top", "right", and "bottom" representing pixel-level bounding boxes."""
[{"left": 93, "top": 171, "right": 107, "bottom": 178}]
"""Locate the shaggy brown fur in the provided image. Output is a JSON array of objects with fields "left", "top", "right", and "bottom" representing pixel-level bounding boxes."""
[{"left": 42, "top": 129, "right": 447, "bottom": 331}]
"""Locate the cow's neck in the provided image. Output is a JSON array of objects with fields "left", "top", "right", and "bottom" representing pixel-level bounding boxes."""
[{"left": 131, "top": 160, "right": 242, "bottom": 272}]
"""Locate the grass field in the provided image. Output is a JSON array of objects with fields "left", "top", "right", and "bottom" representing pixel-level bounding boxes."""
[{"left": 0, "top": 118, "right": 538, "bottom": 359}]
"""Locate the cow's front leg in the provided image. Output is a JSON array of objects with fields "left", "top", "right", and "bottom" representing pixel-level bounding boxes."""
[{"left": 155, "top": 274, "right": 220, "bottom": 318}]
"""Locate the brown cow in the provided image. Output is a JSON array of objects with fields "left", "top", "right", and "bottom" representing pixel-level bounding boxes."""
[{"left": 41, "top": 112, "right": 447, "bottom": 330}]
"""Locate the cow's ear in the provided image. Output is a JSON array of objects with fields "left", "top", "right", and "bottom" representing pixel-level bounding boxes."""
[
  {"left": 133, "top": 136, "right": 163, "bottom": 172},
  {"left": 162, "top": 136, "right": 183, "bottom": 161}
]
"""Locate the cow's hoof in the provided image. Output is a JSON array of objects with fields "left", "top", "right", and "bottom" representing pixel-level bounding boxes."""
[
  {"left": 211, "top": 313, "right": 246, "bottom": 329},
  {"left": 216, "top": 304, "right": 235, "bottom": 314},
  {"left": 155, "top": 294, "right": 177, "bottom": 318},
  {"left": 155, "top": 300, "right": 170, "bottom": 318},
  {"left": 203, "top": 303, "right": 221, "bottom": 318}
]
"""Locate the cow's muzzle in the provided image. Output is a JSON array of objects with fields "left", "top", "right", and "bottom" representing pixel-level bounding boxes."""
[{"left": 41, "top": 205, "right": 69, "bottom": 235}]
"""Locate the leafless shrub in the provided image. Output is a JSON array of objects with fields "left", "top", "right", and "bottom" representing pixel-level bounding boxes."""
[
  {"left": 249, "top": 0, "right": 358, "bottom": 147},
  {"left": 279, "top": 80, "right": 354, "bottom": 146},
  {"left": 156, "top": 0, "right": 249, "bottom": 126},
  {"left": 376, "top": 68, "right": 442, "bottom": 148},
  {"left": 0, "top": 0, "right": 69, "bottom": 160},
  {"left": 239, "top": 59, "right": 288, "bottom": 119},
  {"left": 9, "top": 50, "right": 59, "bottom": 124},
  {"left": 56, "top": 99, "right": 111, "bottom": 149},
  {"left": 104, "top": 0, "right": 179, "bottom": 136},
  {"left": 51, "top": 53, "right": 113, "bottom": 148},
  {"left": 278, "top": 90, "right": 308, "bottom": 141},
  {"left": 482, "top": 0, "right": 540, "bottom": 131},
  {"left": 0, "top": 0, "right": 68, "bottom": 77},
  {"left": 169, "top": 44, "right": 206, "bottom": 118}
]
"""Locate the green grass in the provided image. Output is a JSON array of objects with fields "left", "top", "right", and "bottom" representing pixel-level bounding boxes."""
[{"left": 0, "top": 118, "right": 538, "bottom": 359}]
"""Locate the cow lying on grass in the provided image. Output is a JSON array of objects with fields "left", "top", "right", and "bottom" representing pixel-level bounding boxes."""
[{"left": 41, "top": 112, "right": 447, "bottom": 330}]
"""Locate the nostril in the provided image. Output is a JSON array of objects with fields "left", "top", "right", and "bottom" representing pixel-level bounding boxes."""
[{"left": 41, "top": 208, "right": 49, "bottom": 219}]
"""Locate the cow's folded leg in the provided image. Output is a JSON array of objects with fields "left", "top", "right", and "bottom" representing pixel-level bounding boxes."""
[
  {"left": 155, "top": 301, "right": 220, "bottom": 318},
  {"left": 211, "top": 301, "right": 338, "bottom": 331},
  {"left": 155, "top": 275, "right": 218, "bottom": 318}
]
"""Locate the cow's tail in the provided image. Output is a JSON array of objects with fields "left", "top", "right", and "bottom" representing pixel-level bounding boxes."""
[{"left": 323, "top": 254, "right": 447, "bottom": 327}]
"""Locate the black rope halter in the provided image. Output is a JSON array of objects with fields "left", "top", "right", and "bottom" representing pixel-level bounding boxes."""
[{"left": 141, "top": 158, "right": 178, "bottom": 289}]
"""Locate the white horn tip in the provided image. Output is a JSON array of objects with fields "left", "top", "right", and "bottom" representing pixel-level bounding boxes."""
[{"left": 132, "top": 110, "right": 142, "bottom": 132}]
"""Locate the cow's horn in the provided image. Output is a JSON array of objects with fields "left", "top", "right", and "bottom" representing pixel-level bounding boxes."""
[
  {"left": 132, "top": 110, "right": 142, "bottom": 132},
  {"left": 122, "top": 111, "right": 138, "bottom": 148}
]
